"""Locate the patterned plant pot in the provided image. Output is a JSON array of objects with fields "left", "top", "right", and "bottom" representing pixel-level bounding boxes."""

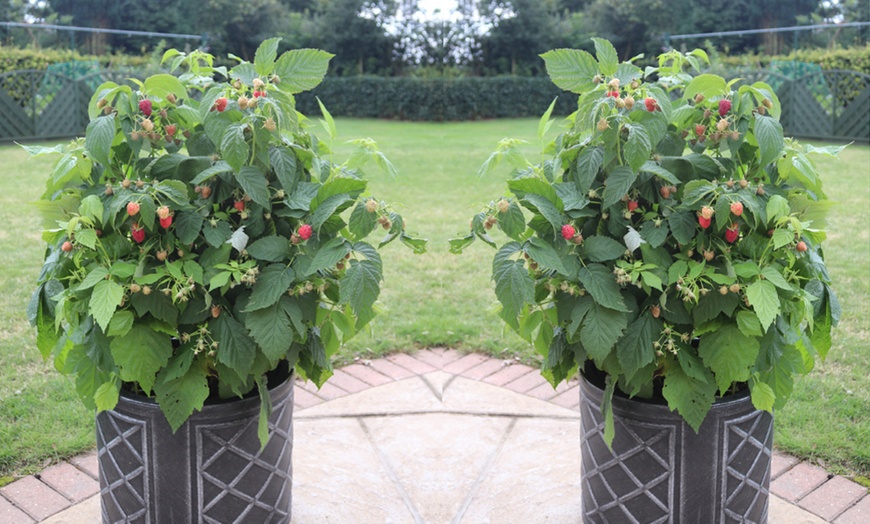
[
  {"left": 579, "top": 367, "right": 773, "bottom": 524},
  {"left": 96, "top": 367, "right": 294, "bottom": 524}
]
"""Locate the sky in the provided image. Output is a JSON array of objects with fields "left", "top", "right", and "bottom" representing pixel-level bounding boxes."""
[{"left": 417, "top": 0, "right": 459, "bottom": 18}]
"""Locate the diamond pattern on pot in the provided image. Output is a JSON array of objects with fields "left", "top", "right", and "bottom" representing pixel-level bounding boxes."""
[
  {"left": 97, "top": 411, "right": 149, "bottom": 524},
  {"left": 197, "top": 396, "right": 294, "bottom": 524},
  {"left": 580, "top": 394, "right": 675, "bottom": 524},
  {"left": 721, "top": 411, "right": 773, "bottom": 523}
]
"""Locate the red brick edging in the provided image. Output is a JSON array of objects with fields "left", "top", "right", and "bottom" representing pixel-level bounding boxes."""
[{"left": 1, "top": 348, "right": 866, "bottom": 523}]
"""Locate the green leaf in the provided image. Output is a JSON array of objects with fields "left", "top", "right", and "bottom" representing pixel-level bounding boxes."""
[
  {"left": 521, "top": 194, "right": 563, "bottom": 231},
  {"left": 746, "top": 280, "right": 780, "bottom": 331},
  {"left": 79, "top": 266, "right": 110, "bottom": 291},
  {"left": 270, "top": 146, "right": 298, "bottom": 190},
  {"left": 107, "top": 310, "right": 135, "bottom": 338},
  {"left": 581, "top": 236, "right": 626, "bottom": 262},
  {"left": 761, "top": 267, "right": 793, "bottom": 291},
  {"left": 525, "top": 237, "right": 569, "bottom": 276},
  {"left": 601, "top": 375, "right": 616, "bottom": 447},
  {"left": 236, "top": 167, "right": 271, "bottom": 208},
  {"left": 580, "top": 302, "right": 627, "bottom": 360},
  {"left": 255, "top": 375, "right": 273, "bottom": 449},
  {"left": 624, "top": 124, "right": 652, "bottom": 172},
  {"left": 497, "top": 200, "right": 526, "bottom": 240},
  {"left": 94, "top": 378, "right": 120, "bottom": 412},
  {"left": 578, "top": 264, "right": 628, "bottom": 312},
  {"left": 221, "top": 123, "right": 249, "bottom": 172},
  {"left": 639, "top": 220, "right": 669, "bottom": 248},
  {"left": 85, "top": 115, "right": 115, "bottom": 167},
  {"left": 305, "top": 237, "right": 349, "bottom": 276},
  {"left": 203, "top": 220, "right": 233, "bottom": 248},
  {"left": 130, "top": 290, "right": 179, "bottom": 325},
  {"left": 340, "top": 259, "right": 382, "bottom": 315},
  {"left": 274, "top": 49, "right": 334, "bottom": 94},
  {"left": 668, "top": 211, "right": 697, "bottom": 245},
  {"left": 602, "top": 167, "right": 637, "bottom": 209},
  {"left": 541, "top": 48, "right": 599, "bottom": 94},
  {"left": 538, "top": 98, "right": 558, "bottom": 139},
  {"left": 617, "top": 313, "right": 662, "bottom": 381},
  {"left": 574, "top": 147, "right": 604, "bottom": 192},
  {"left": 247, "top": 236, "right": 291, "bottom": 262},
  {"left": 662, "top": 364, "right": 716, "bottom": 433},
  {"left": 110, "top": 324, "right": 173, "bottom": 394},
  {"left": 210, "top": 313, "right": 256, "bottom": 379},
  {"left": 493, "top": 260, "right": 535, "bottom": 321},
  {"left": 684, "top": 74, "right": 727, "bottom": 101},
  {"left": 143, "top": 73, "right": 187, "bottom": 101},
  {"left": 79, "top": 195, "right": 104, "bottom": 223},
  {"left": 592, "top": 37, "right": 619, "bottom": 76},
  {"left": 766, "top": 195, "right": 790, "bottom": 223},
  {"left": 175, "top": 211, "right": 204, "bottom": 245},
  {"left": 191, "top": 160, "right": 232, "bottom": 185},
  {"left": 755, "top": 115, "right": 785, "bottom": 167},
  {"left": 246, "top": 296, "right": 296, "bottom": 363},
  {"left": 749, "top": 378, "right": 776, "bottom": 412},
  {"left": 736, "top": 310, "right": 763, "bottom": 337},
  {"left": 246, "top": 264, "right": 296, "bottom": 311},
  {"left": 155, "top": 357, "right": 210, "bottom": 432},
  {"left": 772, "top": 229, "right": 793, "bottom": 250},
  {"left": 90, "top": 279, "right": 124, "bottom": 331},
  {"left": 699, "top": 325, "right": 760, "bottom": 394},
  {"left": 310, "top": 194, "right": 351, "bottom": 232},
  {"left": 254, "top": 37, "right": 281, "bottom": 76}
]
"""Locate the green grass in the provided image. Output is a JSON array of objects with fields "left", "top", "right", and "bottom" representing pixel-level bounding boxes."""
[{"left": 1, "top": 120, "right": 867, "bottom": 481}]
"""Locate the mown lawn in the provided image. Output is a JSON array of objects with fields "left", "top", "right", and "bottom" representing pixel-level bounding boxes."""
[{"left": 1, "top": 119, "right": 867, "bottom": 482}]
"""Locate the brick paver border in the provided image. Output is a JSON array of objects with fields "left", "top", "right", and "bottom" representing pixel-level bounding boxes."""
[{"left": 2, "top": 348, "right": 866, "bottom": 523}]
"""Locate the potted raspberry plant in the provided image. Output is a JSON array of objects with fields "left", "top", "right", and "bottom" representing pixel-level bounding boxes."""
[
  {"left": 27, "top": 38, "right": 425, "bottom": 522},
  {"left": 451, "top": 39, "right": 840, "bottom": 523}
]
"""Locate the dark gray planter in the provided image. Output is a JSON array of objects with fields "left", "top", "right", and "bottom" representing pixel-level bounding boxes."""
[
  {"left": 96, "top": 369, "right": 294, "bottom": 524},
  {"left": 579, "top": 368, "right": 773, "bottom": 524}
]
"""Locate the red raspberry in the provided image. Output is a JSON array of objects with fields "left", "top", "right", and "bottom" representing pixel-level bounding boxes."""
[
  {"left": 131, "top": 223, "right": 145, "bottom": 244},
  {"left": 234, "top": 200, "right": 245, "bottom": 212},
  {"left": 698, "top": 215, "right": 712, "bottom": 229},
  {"left": 138, "top": 99, "right": 152, "bottom": 117},
  {"left": 165, "top": 124, "right": 177, "bottom": 137},
  {"left": 297, "top": 224, "right": 313, "bottom": 240},
  {"left": 561, "top": 224, "right": 576, "bottom": 240},
  {"left": 61, "top": 240, "right": 73, "bottom": 252},
  {"left": 695, "top": 124, "right": 707, "bottom": 136},
  {"left": 730, "top": 201, "right": 744, "bottom": 216},
  {"left": 253, "top": 90, "right": 267, "bottom": 98},
  {"left": 159, "top": 216, "right": 173, "bottom": 229},
  {"left": 644, "top": 97, "right": 657, "bottom": 112},
  {"left": 127, "top": 201, "right": 140, "bottom": 216},
  {"left": 725, "top": 224, "right": 739, "bottom": 243},
  {"left": 627, "top": 200, "right": 639, "bottom": 212},
  {"left": 200, "top": 186, "right": 212, "bottom": 199},
  {"left": 718, "top": 99, "right": 732, "bottom": 117},
  {"left": 795, "top": 241, "right": 808, "bottom": 252},
  {"left": 214, "top": 97, "right": 228, "bottom": 112}
]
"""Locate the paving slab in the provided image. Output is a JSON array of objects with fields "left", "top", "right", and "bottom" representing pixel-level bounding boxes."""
[
  {"left": 294, "top": 375, "right": 441, "bottom": 418},
  {"left": 363, "top": 413, "right": 514, "bottom": 523},
  {"left": 442, "top": 375, "right": 580, "bottom": 419},
  {"left": 770, "top": 494, "right": 828, "bottom": 524},
  {"left": 39, "top": 495, "right": 99, "bottom": 524}
]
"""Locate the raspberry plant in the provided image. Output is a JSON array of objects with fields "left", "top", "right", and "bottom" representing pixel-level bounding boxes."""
[
  {"left": 452, "top": 39, "right": 840, "bottom": 442},
  {"left": 28, "top": 38, "right": 425, "bottom": 444}
]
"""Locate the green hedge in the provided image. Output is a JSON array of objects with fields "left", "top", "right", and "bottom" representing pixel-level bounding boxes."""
[
  {"left": 295, "top": 77, "right": 577, "bottom": 120},
  {"left": 0, "top": 46, "right": 150, "bottom": 75},
  {"left": 716, "top": 45, "right": 870, "bottom": 75}
]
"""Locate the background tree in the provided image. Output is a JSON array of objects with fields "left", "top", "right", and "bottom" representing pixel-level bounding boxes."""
[
  {"left": 476, "top": 0, "right": 559, "bottom": 75},
  {"left": 310, "top": 0, "right": 399, "bottom": 75}
]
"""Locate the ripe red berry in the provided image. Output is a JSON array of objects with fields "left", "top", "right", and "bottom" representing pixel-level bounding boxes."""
[
  {"left": 61, "top": 240, "right": 73, "bottom": 252},
  {"left": 795, "top": 241, "right": 808, "bottom": 252},
  {"left": 165, "top": 124, "right": 177, "bottom": 137},
  {"left": 725, "top": 224, "right": 740, "bottom": 243},
  {"left": 718, "top": 99, "right": 732, "bottom": 117},
  {"left": 131, "top": 223, "right": 145, "bottom": 244},
  {"left": 159, "top": 216, "right": 173, "bottom": 229},
  {"left": 730, "top": 201, "right": 744, "bottom": 216},
  {"left": 698, "top": 216, "right": 712, "bottom": 229},
  {"left": 561, "top": 224, "right": 576, "bottom": 240},
  {"left": 297, "top": 224, "right": 313, "bottom": 240},
  {"left": 627, "top": 200, "right": 639, "bottom": 212},
  {"left": 644, "top": 97, "right": 657, "bottom": 112},
  {"left": 127, "top": 201, "right": 140, "bottom": 216},
  {"left": 234, "top": 200, "right": 245, "bottom": 212},
  {"left": 138, "top": 99, "right": 152, "bottom": 117},
  {"left": 214, "top": 97, "right": 228, "bottom": 112},
  {"left": 695, "top": 124, "right": 707, "bottom": 136}
]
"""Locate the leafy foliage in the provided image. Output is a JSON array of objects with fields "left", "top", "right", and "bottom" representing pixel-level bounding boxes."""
[
  {"left": 452, "top": 39, "right": 839, "bottom": 444},
  {"left": 29, "top": 39, "right": 425, "bottom": 443}
]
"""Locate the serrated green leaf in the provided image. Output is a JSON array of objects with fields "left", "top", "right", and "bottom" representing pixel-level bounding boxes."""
[
  {"left": 736, "top": 310, "right": 763, "bottom": 337},
  {"left": 761, "top": 267, "right": 793, "bottom": 291},
  {"left": 246, "top": 264, "right": 296, "bottom": 311},
  {"left": 580, "top": 302, "right": 627, "bottom": 360},
  {"left": 755, "top": 115, "right": 785, "bottom": 167},
  {"left": 94, "top": 378, "right": 120, "bottom": 412},
  {"left": 497, "top": 200, "right": 526, "bottom": 240},
  {"left": 617, "top": 313, "right": 662, "bottom": 381},
  {"left": 525, "top": 237, "right": 569, "bottom": 276},
  {"left": 750, "top": 379, "right": 776, "bottom": 412},
  {"left": 143, "top": 73, "right": 187, "bottom": 101},
  {"left": 541, "top": 48, "right": 599, "bottom": 94},
  {"left": 602, "top": 167, "right": 637, "bottom": 209},
  {"left": 592, "top": 37, "right": 619, "bottom": 76},
  {"left": 246, "top": 297, "right": 296, "bottom": 362},
  {"left": 110, "top": 324, "right": 173, "bottom": 394},
  {"left": 210, "top": 313, "right": 256, "bottom": 378},
  {"left": 668, "top": 211, "right": 697, "bottom": 245},
  {"left": 79, "top": 266, "right": 110, "bottom": 291},
  {"left": 247, "top": 235, "right": 291, "bottom": 262},
  {"left": 624, "top": 124, "right": 652, "bottom": 172},
  {"left": 494, "top": 260, "right": 534, "bottom": 321},
  {"left": 191, "top": 161, "right": 232, "bottom": 185},
  {"left": 79, "top": 195, "right": 104, "bottom": 223},
  {"left": 236, "top": 166, "right": 271, "bottom": 208},
  {"left": 746, "top": 280, "right": 780, "bottom": 331},
  {"left": 699, "top": 325, "right": 760, "bottom": 394},
  {"left": 772, "top": 229, "right": 793, "bottom": 250},
  {"left": 574, "top": 147, "right": 604, "bottom": 192},
  {"left": 521, "top": 194, "right": 563, "bottom": 231},
  {"left": 684, "top": 74, "right": 727, "bottom": 101},
  {"left": 578, "top": 264, "right": 628, "bottom": 312},
  {"left": 270, "top": 146, "right": 298, "bottom": 190},
  {"left": 310, "top": 194, "right": 351, "bottom": 232},
  {"left": 254, "top": 37, "right": 281, "bottom": 76},
  {"left": 130, "top": 290, "right": 179, "bottom": 325},
  {"left": 274, "top": 49, "right": 334, "bottom": 94},
  {"left": 581, "top": 236, "right": 625, "bottom": 262},
  {"left": 221, "top": 123, "right": 249, "bottom": 171},
  {"left": 340, "top": 259, "right": 382, "bottom": 316},
  {"left": 203, "top": 220, "right": 233, "bottom": 248},
  {"left": 175, "top": 211, "right": 204, "bottom": 245},
  {"left": 305, "top": 237, "right": 350, "bottom": 275},
  {"left": 766, "top": 195, "right": 790, "bottom": 223},
  {"left": 85, "top": 115, "right": 115, "bottom": 167},
  {"left": 107, "top": 310, "right": 135, "bottom": 338},
  {"left": 155, "top": 357, "right": 210, "bottom": 432},
  {"left": 90, "top": 279, "right": 124, "bottom": 331},
  {"left": 662, "top": 364, "right": 716, "bottom": 433}
]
